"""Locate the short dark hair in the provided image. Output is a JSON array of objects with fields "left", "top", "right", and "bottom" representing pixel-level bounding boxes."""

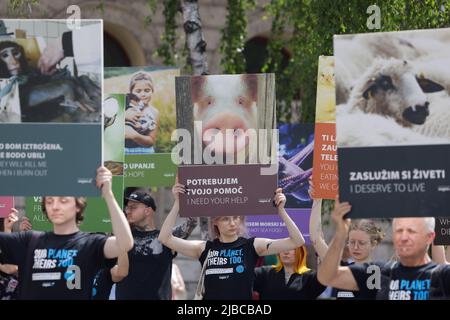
[{"left": 41, "top": 197, "right": 87, "bottom": 224}]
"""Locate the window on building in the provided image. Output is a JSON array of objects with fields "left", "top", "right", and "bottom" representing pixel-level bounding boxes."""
[
  {"left": 104, "top": 32, "right": 131, "bottom": 67},
  {"left": 243, "top": 36, "right": 290, "bottom": 73}
]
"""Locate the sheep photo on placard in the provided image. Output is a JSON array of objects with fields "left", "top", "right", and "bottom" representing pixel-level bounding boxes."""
[{"left": 335, "top": 29, "right": 450, "bottom": 148}]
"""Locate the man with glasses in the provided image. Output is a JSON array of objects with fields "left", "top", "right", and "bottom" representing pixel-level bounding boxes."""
[
  {"left": 318, "top": 200, "right": 450, "bottom": 300},
  {"left": 115, "top": 191, "right": 197, "bottom": 300}
]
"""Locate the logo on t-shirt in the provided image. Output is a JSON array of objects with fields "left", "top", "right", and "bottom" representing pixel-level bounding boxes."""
[
  {"left": 205, "top": 249, "right": 245, "bottom": 276},
  {"left": 32, "top": 248, "right": 81, "bottom": 290},
  {"left": 388, "top": 279, "right": 431, "bottom": 300}
]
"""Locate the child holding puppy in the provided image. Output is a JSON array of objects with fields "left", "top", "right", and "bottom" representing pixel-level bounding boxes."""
[{"left": 125, "top": 71, "right": 160, "bottom": 154}]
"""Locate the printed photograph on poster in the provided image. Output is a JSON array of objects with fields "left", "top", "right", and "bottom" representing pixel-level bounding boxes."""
[
  {"left": 104, "top": 67, "right": 180, "bottom": 155},
  {"left": 0, "top": 196, "right": 14, "bottom": 218},
  {"left": 335, "top": 29, "right": 450, "bottom": 148},
  {"left": 312, "top": 56, "right": 338, "bottom": 199},
  {"left": 335, "top": 28, "right": 450, "bottom": 218},
  {"left": 176, "top": 74, "right": 276, "bottom": 165},
  {"left": 0, "top": 20, "right": 103, "bottom": 196},
  {"left": 0, "top": 20, "right": 101, "bottom": 124},
  {"left": 245, "top": 208, "right": 311, "bottom": 245},
  {"left": 278, "top": 123, "right": 314, "bottom": 208},
  {"left": 104, "top": 94, "right": 125, "bottom": 176}
]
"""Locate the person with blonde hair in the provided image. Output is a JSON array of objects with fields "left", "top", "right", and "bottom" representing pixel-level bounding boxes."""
[
  {"left": 159, "top": 184, "right": 305, "bottom": 300},
  {"left": 253, "top": 245, "right": 326, "bottom": 300},
  {"left": 125, "top": 71, "right": 160, "bottom": 154}
]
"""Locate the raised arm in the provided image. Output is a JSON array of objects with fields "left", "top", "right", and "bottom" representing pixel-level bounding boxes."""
[
  {"left": 3, "top": 209, "right": 19, "bottom": 233},
  {"left": 97, "top": 166, "right": 134, "bottom": 258},
  {"left": 432, "top": 245, "right": 449, "bottom": 265},
  {"left": 317, "top": 199, "right": 358, "bottom": 290},
  {"left": 254, "top": 188, "right": 305, "bottom": 256},
  {"left": 308, "top": 180, "right": 329, "bottom": 261},
  {"left": 111, "top": 252, "right": 129, "bottom": 283},
  {"left": 158, "top": 183, "right": 205, "bottom": 259},
  {"left": 0, "top": 210, "right": 19, "bottom": 275}
]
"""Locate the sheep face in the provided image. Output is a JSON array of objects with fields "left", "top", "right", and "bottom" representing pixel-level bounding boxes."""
[{"left": 352, "top": 59, "right": 444, "bottom": 127}]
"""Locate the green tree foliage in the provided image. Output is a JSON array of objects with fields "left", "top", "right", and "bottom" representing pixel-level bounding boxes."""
[
  {"left": 220, "top": 0, "right": 256, "bottom": 74},
  {"left": 220, "top": 0, "right": 450, "bottom": 123},
  {"left": 7, "top": 0, "right": 38, "bottom": 16}
]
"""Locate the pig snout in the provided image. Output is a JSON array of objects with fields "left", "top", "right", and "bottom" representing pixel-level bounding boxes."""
[{"left": 202, "top": 112, "right": 250, "bottom": 154}]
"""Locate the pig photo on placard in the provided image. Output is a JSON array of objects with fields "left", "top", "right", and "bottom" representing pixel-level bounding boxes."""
[
  {"left": 0, "top": 20, "right": 101, "bottom": 124},
  {"left": 176, "top": 74, "right": 276, "bottom": 165},
  {"left": 278, "top": 123, "right": 314, "bottom": 208},
  {"left": 176, "top": 74, "right": 278, "bottom": 217},
  {"left": 104, "top": 67, "right": 179, "bottom": 154},
  {"left": 335, "top": 28, "right": 450, "bottom": 218},
  {"left": 103, "top": 94, "right": 125, "bottom": 176}
]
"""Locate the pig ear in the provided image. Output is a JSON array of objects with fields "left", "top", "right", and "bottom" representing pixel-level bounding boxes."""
[
  {"left": 416, "top": 77, "right": 445, "bottom": 93},
  {"left": 191, "top": 76, "right": 206, "bottom": 102}
]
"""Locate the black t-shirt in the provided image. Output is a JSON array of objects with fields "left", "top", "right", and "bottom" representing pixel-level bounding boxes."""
[
  {"left": 254, "top": 266, "right": 326, "bottom": 300},
  {"left": 199, "top": 237, "right": 259, "bottom": 300},
  {"left": 0, "top": 230, "right": 107, "bottom": 300},
  {"left": 332, "top": 260, "right": 372, "bottom": 300},
  {"left": 0, "top": 270, "right": 18, "bottom": 300},
  {"left": 116, "top": 229, "right": 174, "bottom": 300},
  {"left": 350, "top": 261, "right": 450, "bottom": 300},
  {"left": 91, "top": 258, "right": 117, "bottom": 300}
]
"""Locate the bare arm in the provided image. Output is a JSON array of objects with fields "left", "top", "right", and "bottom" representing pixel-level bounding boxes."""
[
  {"left": 3, "top": 209, "right": 18, "bottom": 233},
  {"left": 309, "top": 199, "right": 329, "bottom": 261},
  {"left": 0, "top": 263, "right": 18, "bottom": 275},
  {"left": 111, "top": 252, "right": 129, "bottom": 283},
  {"left": 0, "top": 209, "right": 19, "bottom": 275},
  {"left": 97, "top": 167, "right": 134, "bottom": 258},
  {"left": 158, "top": 183, "right": 205, "bottom": 259},
  {"left": 317, "top": 199, "right": 358, "bottom": 291},
  {"left": 432, "top": 245, "right": 449, "bottom": 264},
  {"left": 254, "top": 189, "right": 305, "bottom": 256}
]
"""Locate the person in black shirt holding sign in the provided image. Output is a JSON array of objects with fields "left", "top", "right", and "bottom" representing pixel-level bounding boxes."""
[
  {"left": 309, "top": 180, "right": 384, "bottom": 299},
  {"left": 115, "top": 190, "right": 197, "bottom": 300},
  {"left": 318, "top": 199, "right": 450, "bottom": 300},
  {"left": 0, "top": 166, "right": 134, "bottom": 300},
  {"left": 159, "top": 184, "right": 305, "bottom": 300}
]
